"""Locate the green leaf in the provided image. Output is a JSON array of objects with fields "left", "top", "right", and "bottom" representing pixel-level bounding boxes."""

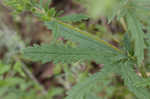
[
  {"left": 66, "top": 63, "right": 119, "bottom": 99},
  {"left": 58, "top": 13, "right": 89, "bottom": 22},
  {"left": 85, "top": 93, "right": 100, "bottom": 99},
  {"left": 0, "top": 77, "right": 25, "bottom": 87},
  {"left": 107, "top": 0, "right": 128, "bottom": 23},
  {"left": 86, "top": 0, "right": 119, "bottom": 19},
  {"left": 4, "top": 0, "right": 33, "bottom": 13},
  {"left": 0, "top": 62, "right": 10, "bottom": 75},
  {"left": 23, "top": 44, "right": 121, "bottom": 64},
  {"left": 45, "top": 19, "right": 121, "bottom": 53},
  {"left": 122, "top": 33, "right": 134, "bottom": 55},
  {"left": 134, "top": 78, "right": 150, "bottom": 87},
  {"left": 13, "top": 62, "right": 26, "bottom": 77},
  {"left": 126, "top": 11, "right": 145, "bottom": 65},
  {"left": 133, "top": 0, "right": 150, "bottom": 4},
  {"left": 3, "top": 93, "right": 18, "bottom": 99},
  {"left": 120, "top": 61, "right": 150, "bottom": 99}
]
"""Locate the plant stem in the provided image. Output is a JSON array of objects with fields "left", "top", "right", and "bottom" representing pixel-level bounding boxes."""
[{"left": 15, "top": 57, "right": 47, "bottom": 95}]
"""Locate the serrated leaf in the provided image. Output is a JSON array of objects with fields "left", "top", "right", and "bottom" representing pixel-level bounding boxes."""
[
  {"left": 120, "top": 61, "right": 150, "bottom": 99},
  {"left": 66, "top": 63, "right": 119, "bottom": 99},
  {"left": 23, "top": 44, "right": 121, "bottom": 64},
  {"left": 45, "top": 19, "right": 121, "bottom": 53},
  {"left": 58, "top": 13, "right": 88, "bottom": 22},
  {"left": 126, "top": 11, "right": 145, "bottom": 65}
]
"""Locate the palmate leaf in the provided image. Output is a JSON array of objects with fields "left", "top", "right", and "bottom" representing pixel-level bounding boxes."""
[
  {"left": 126, "top": 11, "right": 145, "bottom": 66},
  {"left": 58, "top": 13, "right": 89, "bottom": 23},
  {"left": 23, "top": 14, "right": 126, "bottom": 99},
  {"left": 120, "top": 61, "right": 150, "bottom": 99},
  {"left": 66, "top": 62, "right": 120, "bottom": 99},
  {"left": 23, "top": 43, "right": 122, "bottom": 64}
]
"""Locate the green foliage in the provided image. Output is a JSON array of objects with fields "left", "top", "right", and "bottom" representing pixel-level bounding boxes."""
[
  {"left": 122, "top": 33, "right": 134, "bottom": 55},
  {"left": 126, "top": 11, "right": 145, "bottom": 66},
  {"left": 85, "top": 0, "right": 120, "bottom": 18},
  {"left": 0, "top": 61, "right": 38, "bottom": 99},
  {"left": 58, "top": 13, "right": 89, "bottom": 23},
  {"left": 66, "top": 63, "right": 119, "bottom": 99},
  {"left": 0, "top": 61, "right": 63, "bottom": 99},
  {"left": 23, "top": 43, "right": 121, "bottom": 64},
  {"left": 120, "top": 61, "right": 150, "bottom": 99},
  {"left": 4, "top": 0, "right": 33, "bottom": 13},
  {"left": 134, "top": 78, "right": 150, "bottom": 87},
  {"left": 3, "top": 0, "right": 150, "bottom": 99},
  {"left": 44, "top": 19, "right": 121, "bottom": 52},
  {"left": 106, "top": 0, "right": 149, "bottom": 65}
]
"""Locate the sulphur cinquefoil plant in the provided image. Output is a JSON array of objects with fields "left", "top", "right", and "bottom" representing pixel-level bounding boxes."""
[{"left": 4, "top": 0, "right": 150, "bottom": 99}]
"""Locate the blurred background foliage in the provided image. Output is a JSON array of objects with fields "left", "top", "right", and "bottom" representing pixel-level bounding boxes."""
[{"left": 0, "top": 0, "right": 149, "bottom": 99}]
